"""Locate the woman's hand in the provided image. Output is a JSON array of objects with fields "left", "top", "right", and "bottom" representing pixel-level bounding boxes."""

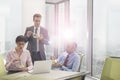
[
  {"left": 12, "top": 58, "right": 21, "bottom": 62},
  {"left": 18, "top": 67, "right": 28, "bottom": 71}
]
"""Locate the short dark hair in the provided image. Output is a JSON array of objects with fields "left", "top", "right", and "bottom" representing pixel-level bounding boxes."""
[
  {"left": 33, "top": 13, "right": 42, "bottom": 20},
  {"left": 16, "top": 35, "right": 25, "bottom": 43}
]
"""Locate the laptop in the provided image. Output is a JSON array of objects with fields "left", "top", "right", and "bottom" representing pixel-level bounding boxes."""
[{"left": 28, "top": 60, "right": 52, "bottom": 74}]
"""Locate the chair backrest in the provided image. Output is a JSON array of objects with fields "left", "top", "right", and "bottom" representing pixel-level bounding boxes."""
[
  {"left": 0, "top": 54, "right": 6, "bottom": 77},
  {"left": 72, "top": 54, "right": 85, "bottom": 80},
  {"left": 78, "top": 53, "right": 84, "bottom": 72},
  {"left": 101, "top": 57, "right": 120, "bottom": 80}
]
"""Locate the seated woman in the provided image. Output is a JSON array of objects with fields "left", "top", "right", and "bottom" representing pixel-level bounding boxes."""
[
  {"left": 51, "top": 41, "right": 80, "bottom": 72},
  {"left": 5, "top": 35, "right": 33, "bottom": 73}
]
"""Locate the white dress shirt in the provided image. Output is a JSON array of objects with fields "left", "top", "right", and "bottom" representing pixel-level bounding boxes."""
[{"left": 34, "top": 26, "right": 40, "bottom": 51}]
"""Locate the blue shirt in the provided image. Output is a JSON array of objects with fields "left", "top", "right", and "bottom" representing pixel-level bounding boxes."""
[{"left": 57, "top": 51, "right": 80, "bottom": 72}]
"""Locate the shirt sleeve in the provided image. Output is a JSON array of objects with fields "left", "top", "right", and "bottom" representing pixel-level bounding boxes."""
[
  {"left": 26, "top": 51, "right": 33, "bottom": 71},
  {"left": 57, "top": 52, "right": 66, "bottom": 65},
  {"left": 5, "top": 52, "right": 13, "bottom": 70},
  {"left": 24, "top": 27, "right": 33, "bottom": 42}
]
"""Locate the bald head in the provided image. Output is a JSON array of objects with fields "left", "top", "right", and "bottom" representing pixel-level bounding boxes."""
[{"left": 65, "top": 42, "right": 77, "bottom": 54}]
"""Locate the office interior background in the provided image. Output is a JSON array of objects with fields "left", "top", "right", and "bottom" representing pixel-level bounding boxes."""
[{"left": 0, "top": 0, "right": 120, "bottom": 79}]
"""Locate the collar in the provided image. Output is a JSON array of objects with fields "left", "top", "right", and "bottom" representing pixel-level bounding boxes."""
[
  {"left": 13, "top": 48, "right": 25, "bottom": 53},
  {"left": 34, "top": 26, "right": 40, "bottom": 30},
  {"left": 65, "top": 51, "right": 76, "bottom": 57}
]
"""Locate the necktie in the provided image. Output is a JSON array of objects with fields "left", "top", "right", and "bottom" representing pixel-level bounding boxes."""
[
  {"left": 64, "top": 55, "right": 69, "bottom": 67},
  {"left": 35, "top": 28, "right": 38, "bottom": 34},
  {"left": 35, "top": 28, "right": 39, "bottom": 51}
]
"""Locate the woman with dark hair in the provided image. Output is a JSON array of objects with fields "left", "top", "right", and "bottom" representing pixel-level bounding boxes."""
[{"left": 5, "top": 35, "right": 33, "bottom": 73}]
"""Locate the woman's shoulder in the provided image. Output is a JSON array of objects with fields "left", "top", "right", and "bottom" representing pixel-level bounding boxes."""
[{"left": 7, "top": 49, "right": 15, "bottom": 54}]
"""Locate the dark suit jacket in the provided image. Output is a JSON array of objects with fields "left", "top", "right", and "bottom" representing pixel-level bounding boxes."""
[{"left": 24, "top": 26, "right": 49, "bottom": 53}]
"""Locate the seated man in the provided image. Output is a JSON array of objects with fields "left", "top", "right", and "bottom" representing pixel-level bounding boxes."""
[
  {"left": 5, "top": 35, "right": 33, "bottom": 73},
  {"left": 51, "top": 42, "right": 80, "bottom": 72}
]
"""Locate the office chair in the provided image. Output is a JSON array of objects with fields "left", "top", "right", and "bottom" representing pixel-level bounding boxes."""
[
  {"left": 78, "top": 53, "right": 84, "bottom": 72},
  {"left": 0, "top": 54, "right": 6, "bottom": 77},
  {"left": 71, "top": 53, "right": 86, "bottom": 80},
  {"left": 88, "top": 57, "right": 120, "bottom": 80},
  {"left": 100, "top": 57, "right": 120, "bottom": 80}
]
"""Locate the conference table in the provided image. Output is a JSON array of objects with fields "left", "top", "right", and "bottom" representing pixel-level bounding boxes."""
[{"left": 0, "top": 70, "right": 89, "bottom": 80}]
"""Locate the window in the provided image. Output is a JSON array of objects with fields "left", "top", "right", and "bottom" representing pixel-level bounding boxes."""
[
  {"left": 0, "top": 0, "right": 22, "bottom": 58},
  {"left": 93, "top": 0, "right": 120, "bottom": 78},
  {"left": 70, "top": 0, "right": 87, "bottom": 71}
]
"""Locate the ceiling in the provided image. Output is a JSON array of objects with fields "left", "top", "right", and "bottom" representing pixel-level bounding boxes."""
[{"left": 46, "top": 0, "right": 67, "bottom": 4}]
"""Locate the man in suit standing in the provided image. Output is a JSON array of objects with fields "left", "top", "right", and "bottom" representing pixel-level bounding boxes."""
[{"left": 24, "top": 13, "right": 49, "bottom": 64}]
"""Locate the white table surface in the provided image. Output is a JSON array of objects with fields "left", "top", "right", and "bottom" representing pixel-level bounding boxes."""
[{"left": 0, "top": 70, "right": 88, "bottom": 80}]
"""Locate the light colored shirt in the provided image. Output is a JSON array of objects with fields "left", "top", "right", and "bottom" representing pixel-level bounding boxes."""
[
  {"left": 5, "top": 49, "right": 33, "bottom": 71},
  {"left": 34, "top": 26, "right": 40, "bottom": 35},
  {"left": 34, "top": 26, "right": 40, "bottom": 51},
  {"left": 57, "top": 51, "right": 80, "bottom": 72}
]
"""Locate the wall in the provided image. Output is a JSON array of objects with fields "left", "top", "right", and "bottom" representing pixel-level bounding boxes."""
[
  {"left": 22, "top": 0, "right": 46, "bottom": 33},
  {"left": 0, "top": 0, "right": 46, "bottom": 54}
]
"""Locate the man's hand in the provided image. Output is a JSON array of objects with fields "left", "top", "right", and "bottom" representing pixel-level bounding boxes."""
[
  {"left": 27, "top": 31, "right": 33, "bottom": 37},
  {"left": 36, "top": 34, "right": 43, "bottom": 40},
  {"left": 53, "top": 62, "right": 62, "bottom": 67},
  {"left": 50, "top": 55, "right": 56, "bottom": 60}
]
